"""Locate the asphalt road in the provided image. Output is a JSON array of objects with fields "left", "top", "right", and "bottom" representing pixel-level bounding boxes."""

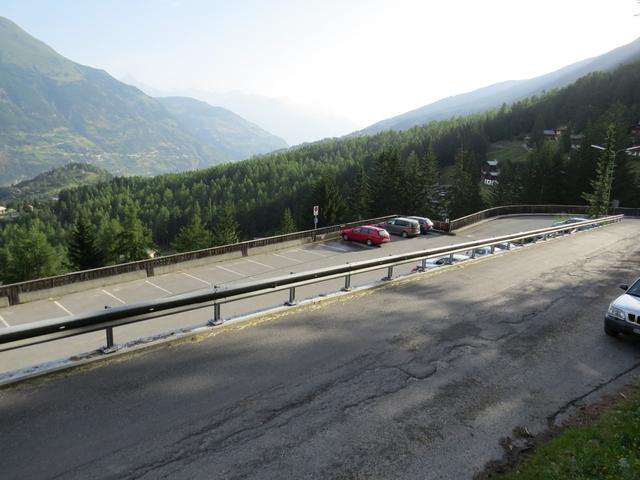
[
  {"left": 1, "top": 218, "right": 639, "bottom": 479},
  {"left": 0, "top": 215, "right": 561, "bottom": 375}
]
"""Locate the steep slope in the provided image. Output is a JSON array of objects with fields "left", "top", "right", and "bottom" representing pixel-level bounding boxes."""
[
  {"left": 360, "top": 37, "right": 640, "bottom": 135},
  {"left": 158, "top": 97, "right": 287, "bottom": 160},
  {"left": 0, "top": 15, "right": 291, "bottom": 188},
  {"left": 0, "top": 163, "right": 113, "bottom": 202}
]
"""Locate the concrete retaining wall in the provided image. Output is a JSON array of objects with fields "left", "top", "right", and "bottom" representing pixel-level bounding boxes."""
[{"left": 154, "top": 250, "right": 245, "bottom": 276}]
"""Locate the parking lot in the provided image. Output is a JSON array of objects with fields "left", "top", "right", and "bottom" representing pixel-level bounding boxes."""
[{"left": 0, "top": 215, "right": 566, "bottom": 374}]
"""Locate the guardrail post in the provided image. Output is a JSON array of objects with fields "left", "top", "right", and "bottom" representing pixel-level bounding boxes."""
[
  {"left": 342, "top": 274, "right": 352, "bottom": 292},
  {"left": 285, "top": 287, "right": 297, "bottom": 306},
  {"left": 470, "top": 249, "right": 476, "bottom": 259},
  {"left": 490, "top": 245, "right": 495, "bottom": 254},
  {"left": 100, "top": 327, "right": 119, "bottom": 354},
  {"left": 241, "top": 244, "right": 248, "bottom": 257},
  {"left": 208, "top": 304, "right": 224, "bottom": 326},
  {"left": 383, "top": 266, "right": 394, "bottom": 281},
  {"left": 106, "top": 327, "right": 114, "bottom": 348},
  {"left": 421, "top": 258, "right": 427, "bottom": 270}
]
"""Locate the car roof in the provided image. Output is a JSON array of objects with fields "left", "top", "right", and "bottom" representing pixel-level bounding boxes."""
[
  {"left": 358, "top": 224, "right": 385, "bottom": 231},
  {"left": 394, "top": 217, "right": 419, "bottom": 223}
]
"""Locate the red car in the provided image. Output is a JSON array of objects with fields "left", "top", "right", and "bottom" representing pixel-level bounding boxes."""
[{"left": 341, "top": 225, "right": 390, "bottom": 246}]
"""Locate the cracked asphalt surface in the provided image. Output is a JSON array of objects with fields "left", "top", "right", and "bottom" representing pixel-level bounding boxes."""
[{"left": 1, "top": 219, "right": 640, "bottom": 479}]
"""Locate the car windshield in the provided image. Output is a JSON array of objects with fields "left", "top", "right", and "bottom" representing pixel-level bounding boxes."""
[{"left": 627, "top": 280, "right": 640, "bottom": 297}]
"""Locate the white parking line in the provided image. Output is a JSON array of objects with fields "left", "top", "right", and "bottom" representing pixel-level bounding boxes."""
[
  {"left": 0, "top": 314, "right": 9, "bottom": 328},
  {"left": 54, "top": 301, "right": 73, "bottom": 316},
  {"left": 102, "top": 289, "right": 126, "bottom": 304},
  {"left": 321, "top": 244, "right": 349, "bottom": 252},
  {"left": 301, "top": 249, "right": 327, "bottom": 257},
  {"left": 217, "top": 265, "right": 245, "bottom": 277},
  {"left": 272, "top": 252, "right": 299, "bottom": 262},
  {"left": 244, "top": 258, "right": 274, "bottom": 269},
  {"left": 145, "top": 280, "right": 173, "bottom": 295},
  {"left": 182, "top": 272, "right": 212, "bottom": 286}
]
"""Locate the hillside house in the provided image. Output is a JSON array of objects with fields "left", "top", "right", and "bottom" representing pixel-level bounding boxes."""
[
  {"left": 570, "top": 133, "right": 585, "bottom": 150},
  {"left": 481, "top": 159, "right": 500, "bottom": 186},
  {"left": 0, "top": 206, "right": 6, "bottom": 215},
  {"left": 543, "top": 129, "right": 558, "bottom": 141}
]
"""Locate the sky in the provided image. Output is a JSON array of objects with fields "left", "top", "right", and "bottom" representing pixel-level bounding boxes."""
[{"left": 1, "top": 0, "right": 639, "bottom": 128}]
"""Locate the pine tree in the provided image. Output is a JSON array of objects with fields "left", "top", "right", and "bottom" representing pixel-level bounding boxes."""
[
  {"left": 347, "top": 164, "right": 371, "bottom": 220},
  {"left": 116, "top": 204, "right": 153, "bottom": 262},
  {"left": 582, "top": 124, "right": 617, "bottom": 217},
  {"left": 171, "top": 214, "right": 213, "bottom": 252},
  {"left": 97, "top": 217, "right": 123, "bottom": 265},
  {"left": 213, "top": 204, "right": 240, "bottom": 245},
  {"left": 311, "top": 173, "right": 345, "bottom": 227},
  {"left": 416, "top": 147, "right": 441, "bottom": 215},
  {"left": 68, "top": 212, "right": 104, "bottom": 270},
  {"left": 370, "top": 148, "right": 404, "bottom": 216},
  {"left": 449, "top": 147, "right": 481, "bottom": 218},
  {"left": 1, "top": 223, "right": 66, "bottom": 283},
  {"left": 280, "top": 208, "right": 297, "bottom": 234}
]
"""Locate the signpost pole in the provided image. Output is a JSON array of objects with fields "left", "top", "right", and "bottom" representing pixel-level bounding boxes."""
[{"left": 313, "top": 205, "right": 319, "bottom": 241}]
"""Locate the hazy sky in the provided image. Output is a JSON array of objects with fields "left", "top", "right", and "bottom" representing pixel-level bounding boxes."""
[{"left": 2, "top": 0, "right": 639, "bottom": 127}]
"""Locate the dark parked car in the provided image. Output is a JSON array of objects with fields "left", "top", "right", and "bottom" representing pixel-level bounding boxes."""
[
  {"left": 341, "top": 225, "right": 390, "bottom": 246},
  {"left": 377, "top": 217, "right": 420, "bottom": 238},
  {"left": 408, "top": 216, "right": 434, "bottom": 234},
  {"left": 604, "top": 277, "right": 640, "bottom": 337}
]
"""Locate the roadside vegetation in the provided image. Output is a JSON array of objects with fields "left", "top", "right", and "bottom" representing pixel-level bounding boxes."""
[
  {"left": 1, "top": 61, "right": 639, "bottom": 283},
  {"left": 487, "top": 386, "right": 640, "bottom": 479}
]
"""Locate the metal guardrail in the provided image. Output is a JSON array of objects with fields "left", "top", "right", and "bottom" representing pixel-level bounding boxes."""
[
  {"left": 0, "top": 214, "right": 397, "bottom": 305},
  {"left": 0, "top": 215, "right": 623, "bottom": 354},
  {"left": 2, "top": 204, "right": 637, "bottom": 305}
]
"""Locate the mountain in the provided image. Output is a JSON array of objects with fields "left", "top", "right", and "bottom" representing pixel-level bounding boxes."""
[
  {"left": 121, "top": 78, "right": 359, "bottom": 146},
  {"left": 157, "top": 97, "right": 287, "bottom": 160},
  {"left": 360, "top": 37, "right": 640, "bottom": 135},
  {"left": 0, "top": 162, "right": 113, "bottom": 202},
  {"left": 0, "top": 17, "right": 286, "bottom": 186}
]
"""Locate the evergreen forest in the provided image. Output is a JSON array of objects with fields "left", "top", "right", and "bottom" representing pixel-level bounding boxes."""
[{"left": 1, "top": 61, "right": 640, "bottom": 284}]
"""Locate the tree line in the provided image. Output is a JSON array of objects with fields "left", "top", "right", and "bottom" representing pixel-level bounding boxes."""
[{"left": 1, "top": 61, "right": 639, "bottom": 284}]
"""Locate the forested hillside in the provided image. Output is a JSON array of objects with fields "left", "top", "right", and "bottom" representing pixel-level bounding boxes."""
[
  {"left": 361, "top": 37, "right": 640, "bottom": 135},
  {"left": 1, "top": 61, "right": 639, "bottom": 284},
  {"left": 0, "top": 163, "right": 112, "bottom": 202},
  {"left": 0, "top": 17, "right": 287, "bottom": 185}
]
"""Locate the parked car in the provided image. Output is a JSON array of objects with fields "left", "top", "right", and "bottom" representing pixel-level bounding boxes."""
[
  {"left": 466, "top": 242, "right": 516, "bottom": 257},
  {"left": 341, "top": 225, "right": 390, "bottom": 246},
  {"left": 420, "top": 253, "right": 470, "bottom": 269},
  {"left": 407, "top": 216, "right": 434, "bottom": 234},
  {"left": 551, "top": 217, "right": 594, "bottom": 233},
  {"left": 604, "top": 277, "right": 640, "bottom": 337},
  {"left": 377, "top": 217, "right": 421, "bottom": 238}
]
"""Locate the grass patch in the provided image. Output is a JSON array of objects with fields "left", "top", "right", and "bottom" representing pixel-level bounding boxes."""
[
  {"left": 487, "top": 141, "right": 530, "bottom": 163},
  {"left": 488, "top": 385, "right": 640, "bottom": 479}
]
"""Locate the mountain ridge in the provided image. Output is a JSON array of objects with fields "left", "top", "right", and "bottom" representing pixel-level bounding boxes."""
[
  {"left": 359, "top": 37, "right": 640, "bottom": 135},
  {"left": 0, "top": 16, "right": 286, "bottom": 185}
]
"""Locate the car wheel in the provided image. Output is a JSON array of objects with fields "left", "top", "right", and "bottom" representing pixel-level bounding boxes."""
[
  {"left": 366, "top": 239, "right": 373, "bottom": 246},
  {"left": 401, "top": 231, "right": 408, "bottom": 238},
  {"left": 604, "top": 325, "right": 619, "bottom": 337},
  {"left": 342, "top": 234, "right": 349, "bottom": 241}
]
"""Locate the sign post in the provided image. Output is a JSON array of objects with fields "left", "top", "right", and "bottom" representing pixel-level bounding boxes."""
[{"left": 313, "top": 205, "right": 319, "bottom": 240}]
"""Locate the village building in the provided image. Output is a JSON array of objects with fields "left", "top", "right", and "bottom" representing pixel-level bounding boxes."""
[{"left": 481, "top": 159, "right": 500, "bottom": 186}]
